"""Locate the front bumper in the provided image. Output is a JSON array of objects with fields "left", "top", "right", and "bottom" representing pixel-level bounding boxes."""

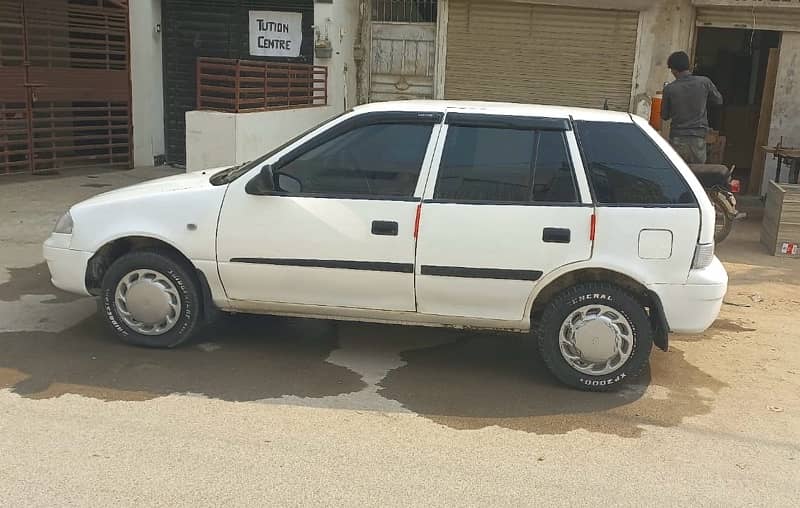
[
  {"left": 649, "top": 257, "right": 728, "bottom": 334},
  {"left": 43, "top": 234, "right": 92, "bottom": 296}
]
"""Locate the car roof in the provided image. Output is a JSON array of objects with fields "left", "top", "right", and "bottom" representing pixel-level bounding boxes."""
[{"left": 352, "top": 100, "right": 634, "bottom": 123}]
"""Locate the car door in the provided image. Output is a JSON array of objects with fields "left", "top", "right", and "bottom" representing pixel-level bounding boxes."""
[
  {"left": 414, "top": 112, "right": 594, "bottom": 321},
  {"left": 216, "top": 111, "right": 442, "bottom": 312}
]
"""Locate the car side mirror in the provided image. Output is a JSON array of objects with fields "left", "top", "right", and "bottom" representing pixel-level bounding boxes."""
[
  {"left": 245, "top": 164, "right": 276, "bottom": 195},
  {"left": 275, "top": 172, "right": 302, "bottom": 194}
]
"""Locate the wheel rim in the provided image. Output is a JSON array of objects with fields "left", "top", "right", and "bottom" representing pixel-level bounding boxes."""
[
  {"left": 559, "top": 304, "right": 634, "bottom": 376},
  {"left": 114, "top": 269, "right": 181, "bottom": 335}
]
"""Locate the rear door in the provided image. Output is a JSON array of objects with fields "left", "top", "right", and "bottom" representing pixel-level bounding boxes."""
[{"left": 414, "top": 112, "right": 594, "bottom": 321}]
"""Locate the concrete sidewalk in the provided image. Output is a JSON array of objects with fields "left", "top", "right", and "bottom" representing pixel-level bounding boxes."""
[{"left": 0, "top": 166, "right": 181, "bottom": 270}]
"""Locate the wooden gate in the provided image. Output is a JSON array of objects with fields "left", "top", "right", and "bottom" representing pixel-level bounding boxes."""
[
  {"left": 369, "top": 0, "right": 437, "bottom": 102},
  {"left": 0, "top": 0, "right": 131, "bottom": 176}
]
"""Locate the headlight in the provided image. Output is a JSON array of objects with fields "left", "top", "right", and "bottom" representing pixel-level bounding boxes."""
[{"left": 54, "top": 211, "right": 74, "bottom": 234}]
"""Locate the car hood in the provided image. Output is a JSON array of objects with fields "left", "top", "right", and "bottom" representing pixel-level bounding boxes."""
[{"left": 74, "top": 167, "right": 228, "bottom": 208}]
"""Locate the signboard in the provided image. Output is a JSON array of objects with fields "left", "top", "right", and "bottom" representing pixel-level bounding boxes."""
[{"left": 249, "top": 11, "right": 302, "bottom": 58}]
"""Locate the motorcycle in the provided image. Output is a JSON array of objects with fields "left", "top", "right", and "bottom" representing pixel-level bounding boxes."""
[{"left": 689, "top": 164, "right": 742, "bottom": 244}]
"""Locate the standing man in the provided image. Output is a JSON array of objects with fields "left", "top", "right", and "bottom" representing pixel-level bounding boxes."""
[{"left": 661, "top": 51, "right": 723, "bottom": 164}]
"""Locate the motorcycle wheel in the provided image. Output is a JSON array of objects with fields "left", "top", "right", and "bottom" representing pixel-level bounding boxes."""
[{"left": 711, "top": 193, "right": 733, "bottom": 244}]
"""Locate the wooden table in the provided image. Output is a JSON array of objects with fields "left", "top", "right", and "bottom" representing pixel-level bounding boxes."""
[{"left": 762, "top": 146, "right": 800, "bottom": 184}]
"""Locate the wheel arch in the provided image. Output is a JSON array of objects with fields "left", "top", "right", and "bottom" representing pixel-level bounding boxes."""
[
  {"left": 528, "top": 265, "right": 669, "bottom": 351},
  {"left": 85, "top": 235, "right": 217, "bottom": 322}
]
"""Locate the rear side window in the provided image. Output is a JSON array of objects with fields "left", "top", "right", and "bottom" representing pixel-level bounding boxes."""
[
  {"left": 575, "top": 121, "right": 695, "bottom": 206},
  {"left": 434, "top": 126, "right": 578, "bottom": 203}
]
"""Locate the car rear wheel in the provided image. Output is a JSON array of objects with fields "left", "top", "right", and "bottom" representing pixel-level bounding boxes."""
[
  {"left": 99, "top": 250, "right": 200, "bottom": 348},
  {"left": 535, "top": 282, "right": 653, "bottom": 391}
]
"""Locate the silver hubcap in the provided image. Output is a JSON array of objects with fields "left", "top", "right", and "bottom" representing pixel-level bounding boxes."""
[
  {"left": 114, "top": 269, "right": 181, "bottom": 335},
  {"left": 559, "top": 304, "right": 634, "bottom": 376}
]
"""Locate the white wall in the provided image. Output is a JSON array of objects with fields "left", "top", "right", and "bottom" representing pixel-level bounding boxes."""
[
  {"left": 129, "top": 0, "right": 165, "bottom": 167},
  {"left": 185, "top": 111, "right": 237, "bottom": 172},
  {"left": 186, "top": 106, "right": 339, "bottom": 172},
  {"left": 631, "top": 0, "right": 694, "bottom": 120},
  {"left": 761, "top": 32, "right": 800, "bottom": 193},
  {"left": 312, "top": 0, "right": 358, "bottom": 111}
]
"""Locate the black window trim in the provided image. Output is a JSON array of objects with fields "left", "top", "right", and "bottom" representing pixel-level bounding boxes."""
[
  {"left": 571, "top": 116, "right": 699, "bottom": 209},
  {"left": 258, "top": 193, "right": 421, "bottom": 203},
  {"left": 254, "top": 110, "right": 442, "bottom": 200},
  {"left": 276, "top": 111, "right": 443, "bottom": 169},
  {"left": 445, "top": 112, "right": 571, "bottom": 131},
  {"left": 422, "top": 199, "right": 592, "bottom": 208},
  {"left": 432, "top": 124, "right": 581, "bottom": 206}
]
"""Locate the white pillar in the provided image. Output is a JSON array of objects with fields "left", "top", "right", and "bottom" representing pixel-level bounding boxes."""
[
  {"left": 129, "top": 0, "right": 165, "bottom": 167},
  {"left": 312, "top": 0, "right": 358, "bottom": 113}
]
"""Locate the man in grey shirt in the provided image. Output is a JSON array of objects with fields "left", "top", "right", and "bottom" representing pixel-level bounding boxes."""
[{"left": 661, "top": 51, "right": 723, "bottom": 164}]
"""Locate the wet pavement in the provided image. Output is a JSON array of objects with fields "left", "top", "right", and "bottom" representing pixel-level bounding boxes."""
[
  {"left": 1, "top": 168, "right": 799, "bottom": 506},
  {"left": 0, "top": 259, "right": 730, "bottom": 439}
]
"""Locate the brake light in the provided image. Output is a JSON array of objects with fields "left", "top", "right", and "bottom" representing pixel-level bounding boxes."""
[
  {"left": 590, "top": 213, "right": 596, "bottom": 241},
  {"left": 730, "top": 179, "right": 741, "bottom": 193},
  {"left": 692, "top": 243, "right": 715, "bottom": 269}
]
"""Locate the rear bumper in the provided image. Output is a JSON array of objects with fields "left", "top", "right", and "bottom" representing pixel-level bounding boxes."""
[
  {"left": 43, "top": 236, "right": 92, "bottom": 296},
  {"left": 649, "top": 257, "right": 728, "bottom": 334}
]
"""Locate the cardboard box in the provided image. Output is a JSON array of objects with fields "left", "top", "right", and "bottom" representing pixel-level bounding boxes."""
[{"left": 761, "top": 181, "right": 800, "bottom": 257}]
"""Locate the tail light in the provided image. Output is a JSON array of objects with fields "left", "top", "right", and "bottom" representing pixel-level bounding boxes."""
[
  {"left": 730, "top": 179, "right": 741, "bottom": 193},
  {"left": 693, "top": 243, "right": 715, "bottom": 269}
]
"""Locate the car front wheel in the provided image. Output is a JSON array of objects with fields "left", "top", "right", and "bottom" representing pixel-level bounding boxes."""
[
  {"left": 535, "top": 282, "right": 653, "bottom": 391},
  {"left": 99, "top": 250, "right": 201, "bottom": 348}
]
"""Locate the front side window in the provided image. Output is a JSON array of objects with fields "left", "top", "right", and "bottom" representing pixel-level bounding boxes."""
[
  {"left": 434, "top": 126, "right": 578, "bottom": 203},
  {"left": 575, "top": 121, "right": 695, "bottom": 206},
  {"left": 278, "top": 123, "right": 433, "bottom": 197}
]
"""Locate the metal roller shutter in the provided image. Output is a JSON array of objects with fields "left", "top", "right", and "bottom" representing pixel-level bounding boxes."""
[
  {"left": 444, "top": 0, "right": 639, "bottom": 112},
  {"left": 0, "top": 0, "right": 131, "bottom": 176},
  {"left": 696, "top": 7, "right": 800, "bottom": 32}
]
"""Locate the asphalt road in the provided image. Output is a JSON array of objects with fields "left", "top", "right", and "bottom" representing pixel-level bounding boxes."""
[{"left": 1, "top": 168, "right": 798, "bottom": 507}]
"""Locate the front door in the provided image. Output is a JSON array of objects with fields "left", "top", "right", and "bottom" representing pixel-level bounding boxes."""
[
  {"left": 216, "top": 113, "right": 440, "bottom": 312},
  {"left": 415, "top": 113, "right": 594, "bottom": 321},
  {"left": 369, "top": 0, "right": 437, "bottom": 102}
]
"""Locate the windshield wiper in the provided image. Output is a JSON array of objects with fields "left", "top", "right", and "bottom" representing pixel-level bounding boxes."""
[{"left": 209, "top": 161, "right": 251, "bottom": 185}]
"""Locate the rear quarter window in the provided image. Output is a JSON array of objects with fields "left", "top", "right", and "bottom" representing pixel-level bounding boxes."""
[{"left": 575, "top": 121, "right": 696, "bottom": 206}]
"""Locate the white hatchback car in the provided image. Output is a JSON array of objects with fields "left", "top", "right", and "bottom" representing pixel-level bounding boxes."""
[{"left": 44, "top": 101, "right": 727, "bottom": 391}]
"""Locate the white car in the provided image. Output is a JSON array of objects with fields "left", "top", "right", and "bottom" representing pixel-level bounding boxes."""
[{"left": 44, "top": 101, "right": 727, "bottom": 391}]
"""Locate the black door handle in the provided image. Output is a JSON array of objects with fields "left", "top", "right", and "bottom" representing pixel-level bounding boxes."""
[
  {"left": 543, "top": 227, "right": 571, "bottom": 244},
  {"left": 371, "top": 220, "right": 399, "bottom": 236}
]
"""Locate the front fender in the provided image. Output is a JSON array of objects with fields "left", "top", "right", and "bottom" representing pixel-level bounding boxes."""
[{"left": 68, "top": 185, "right": 226, "bottom": 261}]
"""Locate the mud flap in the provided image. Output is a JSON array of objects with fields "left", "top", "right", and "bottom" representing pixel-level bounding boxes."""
[
  {"left": 646, "top": 290, "right": 670, "bottom": 352},
  {"left": 196, "top": 270, "right": 221, "bottom": 324}
]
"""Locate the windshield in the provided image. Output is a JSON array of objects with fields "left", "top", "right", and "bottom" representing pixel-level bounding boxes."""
[{"left": 209, "top": 110, "right": 350, "bottom": 185}]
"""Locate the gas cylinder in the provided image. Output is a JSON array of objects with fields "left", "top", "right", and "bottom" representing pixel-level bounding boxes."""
[{"left": 649, "top": 90, "right": 663, "bottom": 130}]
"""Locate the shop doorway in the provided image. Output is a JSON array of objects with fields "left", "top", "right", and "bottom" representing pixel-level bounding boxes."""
[
  {"left": 693, "top": 27, "right": 780, "bottom": 192},
  {"left": 368, "top": 0, "right": 437, "bottom": 102}
]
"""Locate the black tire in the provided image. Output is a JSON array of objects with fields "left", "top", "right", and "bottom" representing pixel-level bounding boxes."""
[
  {"left": 99, "top": 249, "right": 201, "bottom": 348},
  {"left": 535, "top": 282, "right": 653, "bottom": 392},
  {"left": 711, "top": 193, "right": 733, "bottom": 244}
]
